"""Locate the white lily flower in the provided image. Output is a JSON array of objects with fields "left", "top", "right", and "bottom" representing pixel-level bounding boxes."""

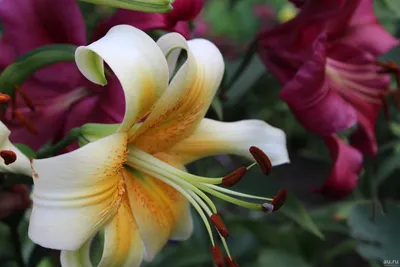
[
  {"left": 29, "top": 25, "right": 290, "bottom": 267},
  {"left": 0, "top": 121, "right": 31, "bottom": 176}
]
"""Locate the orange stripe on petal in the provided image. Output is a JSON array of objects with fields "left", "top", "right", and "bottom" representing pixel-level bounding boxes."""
[
  {"left": 123, "top": 169, "right": 191, "bottom": 261},
  {"left": 98, "top": 196, "right": 145, "bottom": 267}
]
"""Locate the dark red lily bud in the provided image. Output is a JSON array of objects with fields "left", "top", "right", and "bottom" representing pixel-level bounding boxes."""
[
  {"left": 210, "top": 214, "right": 230, "bottom": 238},
  {"left": 0, "top": 94, "right": 11, "bottom": 104},
  {"left": 222, "top": 167, "right": 247, "bottom": 186},
  {"left": 225, "top": 256, "right": 239, "bottom": 267},
  {"left": 271, "top": 189, "right": 287, "bottom": 211},
  {"left": 0, "top": 150, "right": 17, "bottom": 165},
  {"left": 211, "top": 245, "right": 224, "bottom": 267},
  {"left": 164, "top": 0, "right": 204, "bottom": 26},
  {"left": 249, "top": 146, "right": 272, "bottom": 175}
]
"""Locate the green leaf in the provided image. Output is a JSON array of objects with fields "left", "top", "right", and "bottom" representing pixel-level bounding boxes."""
[
  {"left": 0, "top": 44, "right": 76, "bottom": 98},
  {"left": 14, "top": 144, "right": 36, "bottom": 159},
  {"left": 255, "top": 249, "right": 313, "bottom": 267},
  {"left": 78, "top": 0, "right": 173, "bottom": 12},
  {"left": 280, "top": 193, "right": 324, "bottom": 239},
  {"left": 225, "top": 55, "right": 266, "bottom": 106},
  {"left": 375, "top": 153, "right": 400, "bottom": 186},
  {"left": 348, "top": 202, "right": 400, "bottom": 260}
]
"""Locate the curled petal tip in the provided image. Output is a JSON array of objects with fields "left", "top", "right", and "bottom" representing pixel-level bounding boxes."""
[
  {"left": 271, "top": 189, "right": 287, "bottom": 211},
  {"left": 249, "top": 146, "right": 272, "bottom": 175},
  {"left": 225, "top": 256, "right": 240, "bottom": 267},
  {"left": 211, "top": 245, "right": 224, "bottom": 267},
  {"left": 0, "top": 150, "right": 17, "bottom": 165},
  {"left": 222, "top": 167, "right": 247, "bottom": 186},
  {"left": 210, "top": 214, "right": 230, "bottom": 238}
]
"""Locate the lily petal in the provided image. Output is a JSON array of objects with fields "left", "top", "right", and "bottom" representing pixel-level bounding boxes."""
[
  {"left": 279, "top": 33, "right": 357, "bottom": 135},
  {"left": 60, "top": 239, "right": 93, "bottom": 267},
  {"left": 29, "top": 133, "right": 127, "bottom": 251},
  {"left": 167, "top": 118, "right": 290, "bottom": 165},
  {"left": 131, "top": 33, "right": 224, "bottom": 154},
  {"left": 97, "top": 196, "right": 144, "bottom": 267},
  {"left": 123, "top": 169, "right": 190, "bottom": 261},
  {"left": 75, "top": 25, "right": 169, "bottom": 132},
  {"left": 0, "top": 122, "right": 31, "bottom": 176},
  {"left": 317, "top": 135, "right": 363, "bottom": 198}
]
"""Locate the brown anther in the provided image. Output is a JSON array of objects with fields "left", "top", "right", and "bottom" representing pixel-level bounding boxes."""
[
  {"left": 0, "top": 150, "right": 17, "bottom": 165},
  {"left": 211, "top": 245, "right": 224, "bottom": 267},
  {"left": 249, "top": 146, "right": 272, "bottom": 175},
  {"left": 222, "top": 167, "right": 247, "bottom": 186},
  {"left": 210, "top": 214, "right": 230, "bottom": 238},
  {"left": 13, "top": 110, "right": 38, "bottom": 134},
  {"left": 380, "top": 94, "right": 390, "bottom": 120},
  {"left": 225, "top": 256, "right": 239, "bottom": 267},
  {"left": 0, "top": 94, "right": 11, "bottom": 104},
  {"left": 14, "top": 85, "right": 35, "bottom": 112},
  {"left": 271, "top": 189, "right": 287, "bottom": 212}
]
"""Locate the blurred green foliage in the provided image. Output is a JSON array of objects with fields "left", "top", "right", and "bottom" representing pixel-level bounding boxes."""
[{"left": 1, "top": 0, "right": 400, "bottom": 267}]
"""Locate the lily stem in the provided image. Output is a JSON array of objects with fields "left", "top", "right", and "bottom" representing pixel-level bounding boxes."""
[{"left": 10, "top": 224, "right": 25, "bottom": 267}]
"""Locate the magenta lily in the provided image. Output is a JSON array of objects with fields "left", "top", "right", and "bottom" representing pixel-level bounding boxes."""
[
  {"left": 316, "top": 136, "right": 363, "bottom": 198},
  {"left": 258, "top": 0, "right": 399, "bottom": 197},
  {"left": 0, "top": 0, "right": 202, "bottom": 151}
]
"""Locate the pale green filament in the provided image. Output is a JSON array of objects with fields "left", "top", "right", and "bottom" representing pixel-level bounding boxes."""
[
  {"left": 142, "top": 169, "right": 216, "bottom": 246},
  {"left": 127, "top": 155, "right": 218, "bottom": 213},
  {"left": 198, "top": 183, "right": 263, "bottom": 211},
  {"left": 204, "top": 184, "right": 273, "bottom": 202}
]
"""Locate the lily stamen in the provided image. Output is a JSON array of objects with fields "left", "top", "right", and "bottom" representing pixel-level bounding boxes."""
[
  {"left": 0, "top": 94, "right": 11, "bottom": 104},
  {"left": 271, "top": 189, "right": 287, "bottom": 211},
  {"left": 14, "top": 85, "right": 36, "bottom": 112},
  {"left": 126, "top": 146, "right": 286, "bottom": 262},
  {"left": 210, "top": 214, "right": 230, "bottom": 238},
  {"left": 222, "top": 167, "right": 247, "bottom": 186},
  {"left": 211, "top": 245, "right": 224, "bottom": 267},
  {"left": 249, "top": 146, "right": 272, "bottom": 175},
  {"left": 13, "top": 110, "right": 38, "bottom": 134},
  {"left": 0, "top": 150, "right": 17, "bottom": 165},
  {"left": 225, "top": 256, "right": 240, "bottom": 267}
]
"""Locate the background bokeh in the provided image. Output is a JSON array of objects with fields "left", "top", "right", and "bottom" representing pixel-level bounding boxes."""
[{"left": 1, "top": 0, "right": 400, "bottom": 266}]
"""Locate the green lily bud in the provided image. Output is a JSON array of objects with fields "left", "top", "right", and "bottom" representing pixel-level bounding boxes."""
[{"left": 78, "top": 0, "right": 174, "bottom": 13}]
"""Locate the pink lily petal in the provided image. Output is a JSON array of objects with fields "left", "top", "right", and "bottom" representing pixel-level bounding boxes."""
[
  {"left": 93, "top": 0, "right": 202, "bottom": 41},
  {"left": 316, "top": 135, "right": 363, "bottom": 198},
  {"left": 0, "top": 0, "right": 86, "bottom": 87},
  {"left": 279, "top": 34, "right": 357, "bottom": 135}
]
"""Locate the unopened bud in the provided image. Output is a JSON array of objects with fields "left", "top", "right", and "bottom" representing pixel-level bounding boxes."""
[{"left": 164, "top": 0, "right": 204, "bottom": 25}]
